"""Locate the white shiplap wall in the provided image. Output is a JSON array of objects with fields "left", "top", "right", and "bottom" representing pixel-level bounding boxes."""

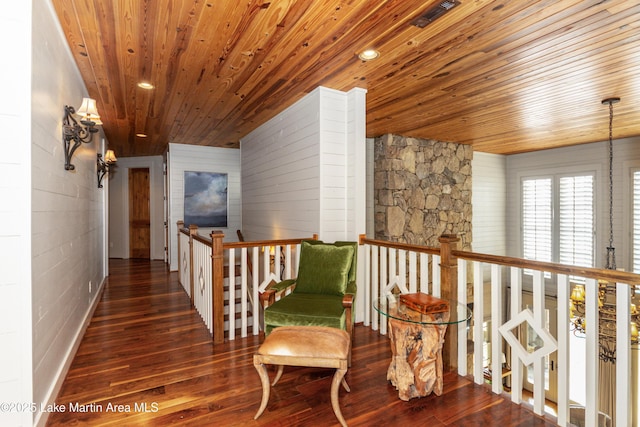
[
  {"left": 240, "top": 86, "right": 367, "bottom": 243},
  {"left": 506, "top": 138, "right": 640, "bottom": 271},
  {"left": 30, "top": 1, "right": 110, "bottom": 425},
  {"left": 320, "top": 89, "right": 349, "bottom": 240},
  {"left": 472, "top": 152, "right": 507, "bottom": 256},
  {"left": 0, "top": 2, "right": 33, "bottom": 427},
  {"left": 108, "top": 156, "right": 165, "bottom": 260},
  {"left": 241, "top": 89, "right": 321, "bottom": 240},
  {"left": 366, "top": 138, "right": 375, "bottom": 237},
  {"left": 344, "top": 88, "right": 367, "bottom": 241},
  {"left": 167, "top": 144, "right": 241, "bottom": 270}
]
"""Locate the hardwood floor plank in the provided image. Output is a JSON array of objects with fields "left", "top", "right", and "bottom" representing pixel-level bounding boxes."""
[{"left": 46, "top": 260, "right": 555, "bottom": 426}]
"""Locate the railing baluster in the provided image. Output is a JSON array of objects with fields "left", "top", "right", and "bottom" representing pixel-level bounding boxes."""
[
  {"left": 409, "top": 251, "right": 417, "bottom": 293},
  {"left": 240, "top": 247, "right": 248, "bottom": 338},
  {"left": 473, "top": 261, "right": 484, "bottom": 385},
  {"left": 398, "top": 249, "right": 407, "bottom": 293},
  {"left": 616, "top": 281, "right": 631, "bottom": 426},
  {"left": 371, "top": 244, "right": 379, "bottom": 331},
  {"left": 262, "top": 244, "right": 270, "bottom": 290},
  {"left": 509, "top": 267, "right": 523, "bottom": 405},
  {"left": 283, "top": 244, "right": 292, "bottom": 280},
  {"left": 532, "top": 269, "right": 545, "bottom": 416},
  {"left": 490, "top": 264, "right": 503, "bottom": 395},
  {"left": 585, "top": 277, "right": 599, "bottom": 427},
  {"left": 420, "top": 252, "right": 429, "bottom": 294},
  {"left": 252, "top": 246, "right": 260, "bottom": 334},
  {"left": 388, "top": 247, "right": 397, "bottom": 295},
  {"left": 206, "top": 243, "right": 213, "bottom": 332},
  {"left": 557, "top": 274, "right": 570, "bottom": 426},
  {"left": 432, "top": 255, "right": 441, "bottom": 297},
  {"left": 205, "top": 245, "right": 212, "bottom": 333},
  {"left": 457, "top": 258, "right": 468, "bottom": 377},
  {"left": 380, "top": 246, "right": 388, "bottom": 335},
  {"left": 228, "top": 248, "right": 236, "bottom": 340},
  {"left": 274, "top": 245, "right": 281, "bottom": 282},
  {"left": 364, "top": 243, "right": 371, "bottom": 327}
]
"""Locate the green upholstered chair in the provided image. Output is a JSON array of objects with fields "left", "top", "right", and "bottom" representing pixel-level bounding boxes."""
[{"left": 261, "top": 240, "right": 358, "bottom": 353}]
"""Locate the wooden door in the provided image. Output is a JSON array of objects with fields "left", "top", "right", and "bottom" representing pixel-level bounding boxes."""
[{"left": 129, "top": 168, "right": 151, "bottom": 259}]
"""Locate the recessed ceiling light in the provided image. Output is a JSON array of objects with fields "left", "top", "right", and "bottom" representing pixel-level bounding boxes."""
[
  {"left": 137, "top": 82, "right": 154, "bottom": 90},
  {"left": 136, "top": 133, "right": 147, "bottom": 138},
  {"left": 358, "top": 49, "right": 380, "bottom": 61}
]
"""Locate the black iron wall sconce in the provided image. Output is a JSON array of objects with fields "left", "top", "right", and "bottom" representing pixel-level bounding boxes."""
[
  {"left": 97, "top": 150, "right": 117, "bottom": 188},
  {"left": 63, "top": 97, "right": 101, "bottom": 170}
]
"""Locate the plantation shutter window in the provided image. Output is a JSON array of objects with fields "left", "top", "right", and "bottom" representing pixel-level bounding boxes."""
[
  {"left": 558, "top": 175, "right": 594, "bottom": 269},
  {"left": 522, "top": 178, "right": 552, "bottom": 264},
  {"left": 521, "top": 173, "right": 594, "bottom": 274},
  {"left": 632, "top": 170, "right": 640, "bottom": 273}
]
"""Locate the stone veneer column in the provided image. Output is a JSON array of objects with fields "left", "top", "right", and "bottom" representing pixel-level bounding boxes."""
[{"left": 374, "top": 134, "right": 472, "bottom": 251}]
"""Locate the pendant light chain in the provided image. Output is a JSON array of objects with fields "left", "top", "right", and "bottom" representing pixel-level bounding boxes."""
[
  {"left": 604, "top": 97, "right": 619, "bottom": 270},
  {"left": 608, "top": 100, "right": 615, "bottom": 268}
]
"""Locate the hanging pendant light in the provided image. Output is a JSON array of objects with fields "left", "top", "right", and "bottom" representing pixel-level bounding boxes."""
[
  {"left": 602, "top": 97, "right": 620, "bottom": 270},
  {"left": 568, "top": 97, "right": 640, "bottom": 364}
]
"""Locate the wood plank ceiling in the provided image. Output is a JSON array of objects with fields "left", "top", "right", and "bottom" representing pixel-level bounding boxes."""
[{"left": 51, "top": 0, "right": 640, "bottom": 158}]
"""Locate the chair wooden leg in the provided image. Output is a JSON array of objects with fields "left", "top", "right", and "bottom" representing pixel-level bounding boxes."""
[
  {"left": 330, "top": 368, "right": 349, "bottom": 427},
  {"left": 272, "top": 365, "right": 284, "bottom": 386},
  {"left": 347, "top": 322, "right": 353, "bottom": 367},
  {"left": 253, "top": 358, "right": 270, "bottom": 420}
]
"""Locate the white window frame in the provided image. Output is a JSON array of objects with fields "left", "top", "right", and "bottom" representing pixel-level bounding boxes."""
[
  {"left": 630, "top": 168, "right": 640, "bottom": 273},
  {"left": 520, "top": 171, "right": 596, "bottom": 276}
]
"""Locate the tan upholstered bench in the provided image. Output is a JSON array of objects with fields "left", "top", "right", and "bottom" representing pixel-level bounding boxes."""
[{"left": 253, "top": 326, "right": 351, "bottom": 427}]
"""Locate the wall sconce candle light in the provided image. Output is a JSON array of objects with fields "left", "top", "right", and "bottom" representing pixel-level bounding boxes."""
[
  {"left": 97, "top": 150, "right": 117, "bottom": 188},
  {"left": 63, "top": 97, "right": 101, "bottom": 170}
]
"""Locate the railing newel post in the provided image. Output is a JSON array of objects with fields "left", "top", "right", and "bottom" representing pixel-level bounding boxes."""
[
  {"left": 211, "top": 231, "right": 225, "bottom": 344},
  {"left": 439, "top": 234, "right": 460, "bottom": 372}
]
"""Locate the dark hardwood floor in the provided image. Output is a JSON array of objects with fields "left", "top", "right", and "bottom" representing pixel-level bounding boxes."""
[{"left": 46, "top": 259, "right": 556, "bottom": 426}]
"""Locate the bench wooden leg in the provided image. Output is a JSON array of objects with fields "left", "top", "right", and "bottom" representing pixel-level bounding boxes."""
[
  {"left": 272, "top": 365, "right": 284, "bottom": 386},
  {"left": 330, "top": 368, "right": 349, "bottom": 427},
  {"left": 253, "top": 327, "right": 351, "bottom": 424},
  {"left": 253, "top": 359, "right": 270, "bottom": 420}
]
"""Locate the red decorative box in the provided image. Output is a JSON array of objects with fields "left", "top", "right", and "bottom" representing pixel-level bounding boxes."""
[{"left": 399, "top": 292, "right": 449, "bottom": 314}]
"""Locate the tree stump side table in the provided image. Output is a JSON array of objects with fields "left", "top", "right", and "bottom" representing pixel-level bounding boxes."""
[{"left": 374, "top": 295, "right": 471, "bottom": 401}]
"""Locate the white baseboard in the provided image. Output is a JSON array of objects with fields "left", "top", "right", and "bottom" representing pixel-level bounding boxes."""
[{"left": 33, "top": 278, "right": 106, "bottom": 427}]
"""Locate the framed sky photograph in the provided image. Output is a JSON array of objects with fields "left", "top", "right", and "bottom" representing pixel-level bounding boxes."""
[{"left": 184, "top": 171, "right": 228, "bottom": 227}]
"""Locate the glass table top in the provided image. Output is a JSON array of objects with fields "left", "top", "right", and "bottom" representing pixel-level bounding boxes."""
[{"left": 373, "top": 294, "right": 472, "bottom": 326}]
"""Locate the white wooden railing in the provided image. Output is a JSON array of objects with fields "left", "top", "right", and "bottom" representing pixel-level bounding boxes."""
[
  {"left": 451, "top": 249, "right": 638, "bottom": 427},
  {"left": 359, "top": 235, "right": 638, "bottom": 427},
  {"left": 177, "top": 224, "right": 638, "bottom": 426},
  {"left": 176, "top": 221, "right": 315, "bottom": 342}
]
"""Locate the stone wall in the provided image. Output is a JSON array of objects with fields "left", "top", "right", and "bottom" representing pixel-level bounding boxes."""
[{"left": 374, "top": 134, "right": 472, "bottom": 250}]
